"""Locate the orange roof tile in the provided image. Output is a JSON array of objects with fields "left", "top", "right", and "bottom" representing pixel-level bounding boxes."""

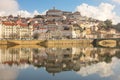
[
  {"left": 2, "top": 21, "right": 16, "bottom": 26},
  {"left": 19, "top": 23, "right": 28, "bottom": 27}
]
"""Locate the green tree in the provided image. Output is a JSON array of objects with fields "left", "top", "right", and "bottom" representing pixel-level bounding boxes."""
[
  {"left": 98, "top": 20, "right": 112, "bottom": 30},
  {"left": 113, "top": 23, "right": 120, "bottom": 31},
  {"left": 33, "top": 32, "right": 40, "bottom": 39},
  {"left": 104, "top": 19, "right": 112, "bottom": 29},
  {"left": 98, "top": 22, "right": 106, "bottom": 29}
]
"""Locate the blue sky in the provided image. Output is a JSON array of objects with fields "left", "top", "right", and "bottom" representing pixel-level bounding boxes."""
[{"left": 17, "top": 0, "right": 111, "bottom": 12}]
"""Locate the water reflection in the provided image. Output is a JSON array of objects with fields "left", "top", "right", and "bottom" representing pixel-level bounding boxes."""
[{"left": 0, "top": 47, "right": 120, "bottom": 80}]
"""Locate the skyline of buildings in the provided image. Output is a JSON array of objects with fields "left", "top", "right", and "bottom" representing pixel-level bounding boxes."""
[
  {"left": 0, "top": 0, "right": 120, "bottom": 24},
  {"left": 0, "top": 8, "right": 119, "bottom": 40}
]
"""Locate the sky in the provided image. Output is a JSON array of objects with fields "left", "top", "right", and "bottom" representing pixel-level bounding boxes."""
[{"left": 0, "top": 0, "right": 120, "bottom": 24}]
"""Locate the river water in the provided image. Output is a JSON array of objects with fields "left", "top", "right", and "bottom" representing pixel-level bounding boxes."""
[{"left": 0, "top": 46, "right": 120, "bottom": 80}]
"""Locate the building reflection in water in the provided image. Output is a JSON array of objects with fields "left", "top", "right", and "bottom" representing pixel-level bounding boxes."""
[{"left": 0, "top": 47, "right": 120, "bottom": 76}]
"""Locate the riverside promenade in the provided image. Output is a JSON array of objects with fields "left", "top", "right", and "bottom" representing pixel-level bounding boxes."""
[
  {"left": 40, "top": 39, "right": 93, "bottom": 48},
  {"left": 0, "top": 39, "right": 93, "bottom": 47},
  {"left": 0, "top": 40, "right": 44, "bottom": 45},
  {"left": 0, "top": 39, "right": 119, "bottom": 48}
]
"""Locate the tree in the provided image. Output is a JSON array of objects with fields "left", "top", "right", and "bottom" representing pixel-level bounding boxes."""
[
  {"left": 98, "top": 20, "right": 112, "bottom": 30},
  {"left": 33, "top": 32, "right": 40, "bottom": 39},
  {"left": 34, "top": 15, "right": 44, "bottom": 18},
  {"left": 104, "top": 19, "right": 112, "bottom": 29},
  {"left": 98, "top": 22, "right": 106, "bottom": 29},
  {"left": 113, "top": 23, "right": 120, "bottom": 31}
]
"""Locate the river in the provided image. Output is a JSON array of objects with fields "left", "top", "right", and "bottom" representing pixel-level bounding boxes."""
[{"left": 0, "top": 46, "right": 120, "bottom": 80}]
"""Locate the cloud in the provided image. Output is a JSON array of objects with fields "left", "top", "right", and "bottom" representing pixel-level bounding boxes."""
[
  {"left": 0, "top": 9, "right": 43, "bottom": 18},
  {"left": 77, "top": 62, "right": 113, "bottom": 77},
  {"left": 0, "top": 69, "right": 19, "bottom": 80},
  {"left": 41, "top": 10, "right": 48, "bottom": 15},
  {"left": 77, "top": 57, "right": 120, "bottom": 78},
  {"left": 0, "top": 0, "right": 43, "bottom": 17},
  {"left": 76, "top": 3, "right": 120, "bottom": 24},
  {"left": 0, "top": 0, "right": 19, "bottom": 16},
  {"left": 33, "top": 10, "right": 40, "bottom": 16},
  {"left": 16, "top": 10, "right": 44, "bottom": 17},
  {"left": 0, "top": 64, "right": 19, "bottom": 80},
  {"left": 0, "top": 64, "right": 30, "bottom": 80},
  {"left": 17, "top": 10, "right": 31, "bottom": 17},
  {"left": 112, "top": 0, "right": 120, "bottom": 4}
]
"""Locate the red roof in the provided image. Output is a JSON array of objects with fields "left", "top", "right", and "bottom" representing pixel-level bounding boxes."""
[
  {"left": 16, "top": 20, "right": 22, "bottom": 25},
  {"left": 2, "top": 21, "right": 16, "bottom": 26},
  {"left": 19, "top": 23, "right": 28, "bottom": 27},
  {"left": 2, "top": 21, "right": 29, "bottom": 27}
]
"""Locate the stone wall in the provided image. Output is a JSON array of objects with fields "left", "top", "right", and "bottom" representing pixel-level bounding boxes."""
[
  {"left": 0, "top": 40, "right": 43, "bottom": 45},
  {"left": 0, "top": 39, "right": 93, "bottom": 48},
  {"left": 44, "top": 39, "right": 93, "bottom": 48}
]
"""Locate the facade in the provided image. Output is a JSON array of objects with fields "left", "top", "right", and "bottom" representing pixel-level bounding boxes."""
[
  {"left": 0, "top": 24, "right": 3, "bottom": 39},
  {"left": 72, "top": 24, "right": 82, "bottom": 38},
  {"left": 0, "top": 48, "right": 33, "bottom": 64},
  {"left": 46, "top": 8, "right": 63, "bottom": 16},
  {"left": 2, "top": 21, "right": 33, "bottom": 39},
  {"left": 72, "top": 11, "right": 81, "bottom": 20},
  {"left": 46, "top": 15, "right": 63, "bottom": 21},
  {"left": 19, "top": 24, "right": 33, "bottom": 39},
  {"left": 2, "top": 21, "right": 17, "bottom": 39}
]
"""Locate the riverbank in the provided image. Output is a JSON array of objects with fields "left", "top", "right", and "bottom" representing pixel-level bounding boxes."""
[
  {"left": 0, "top": 39, "right": 119, "bottom": 48},
  {"left": 0, "top": 39, "right": 93, "bottom": 48},
  {"left": 40, "top": 39, "right": 93, "bottom": 48},
  {"left": 0, "top": 39, "right": 93, "bottom": 45},
  {"left": 0, "top": 40, "right": 44, "bottom": 45}
]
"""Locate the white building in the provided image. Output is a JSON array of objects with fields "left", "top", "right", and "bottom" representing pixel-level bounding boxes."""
[
  {"left": 1, "top": 21, "right": 33, "bottom": 39},
  {"left": 0, "top": 24, "right": 3, "bottom": 39},
  {"left": 46, "top": 7, "right": 63, "bottom": 16}
]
